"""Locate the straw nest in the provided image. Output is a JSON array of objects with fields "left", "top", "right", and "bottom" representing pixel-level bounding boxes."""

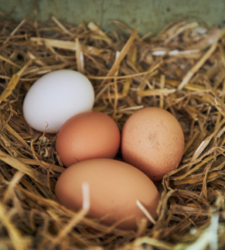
[{"left": 1, "top": 13, "right": 225, "bottom": 250}]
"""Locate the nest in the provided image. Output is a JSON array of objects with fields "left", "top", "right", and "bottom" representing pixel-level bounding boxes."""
[{"left": 1, "top": 13, "right": 225, "bottom": 250}]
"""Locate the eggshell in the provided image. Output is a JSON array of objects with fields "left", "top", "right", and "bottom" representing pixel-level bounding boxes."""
[
  {"left": 56, "top": 111, "right": 120, "bottom": 167},
  {"left": 121, "top": 107, "right": 184, "bottom": 181},
  {"left": 55, "top": 158, "right": 160, "bottom": 230},
  {"left": 23, "top": 70, "right": 94, "bottom": 133}
]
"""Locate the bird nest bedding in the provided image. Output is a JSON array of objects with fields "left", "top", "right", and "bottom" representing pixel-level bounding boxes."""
[{"left": 0, "top": 14, "right": 225, "bottom": 250}]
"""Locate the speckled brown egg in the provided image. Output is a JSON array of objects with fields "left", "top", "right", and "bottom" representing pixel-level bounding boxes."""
[
  {"left": 56, "top": 111, "right": 120, "bottom": 167},
  {"left": 121, "top": 107, "right": 184, "bottom": 181},
  {"left": 55, "top": 158, "right": 160, "bottom": 230}
]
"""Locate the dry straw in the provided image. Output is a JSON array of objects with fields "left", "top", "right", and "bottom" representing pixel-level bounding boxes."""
[{"left": 1, "top": 13, "right": 225, "bottom": 250}]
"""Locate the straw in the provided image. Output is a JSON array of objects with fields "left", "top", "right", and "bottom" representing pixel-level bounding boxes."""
[{"left": 1, "top": 15, "right": 225, "bottom": 250}]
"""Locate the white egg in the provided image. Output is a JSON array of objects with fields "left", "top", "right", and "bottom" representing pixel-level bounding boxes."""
[{"left": 23, "top": 70, "right": 94, "bottom": 133}]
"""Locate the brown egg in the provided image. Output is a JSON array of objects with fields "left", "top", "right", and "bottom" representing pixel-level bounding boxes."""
[
  {"left": 55, "top": 158, "right": 160, "bottom": 230},
  {"left": 121, "top": 107, "right": 184, "bottom": 181},
  {"left": 56, "top": 111, "right": 120, "bottom": 167}
]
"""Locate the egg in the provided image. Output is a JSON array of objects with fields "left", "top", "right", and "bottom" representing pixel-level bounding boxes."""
[
  {"left": 56, "top": 111, "right": 120, "bottom": 167},
  {"left": 55, "top": 158, "right": 160, "bottom": 230},
  {"left": 23, "top": 70, "right": 94, "bottom": 133},
  {"left": 121, "top": 107, "right": 184, "bottom": 181}
]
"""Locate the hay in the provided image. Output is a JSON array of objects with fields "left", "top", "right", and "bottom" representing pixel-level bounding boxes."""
[{"left": 0, "top": 14, "right": 225, "bottom": 250}]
